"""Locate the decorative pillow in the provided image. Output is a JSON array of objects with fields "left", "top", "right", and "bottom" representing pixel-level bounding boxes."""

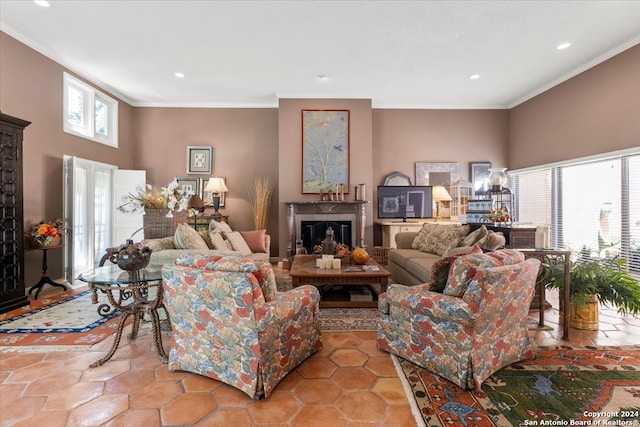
[
  {"left": 209, "top": 231, "right": 231, "bottom": 251},
  {"left": 443, "top": 243, "right": 482, "bottom": 257},
  {"left": 209, "top": 219, "right": 233, "bottom": 234},
  {"left": 476, "top": 230, "right": 506, "bottom": 251},
  {"left": 199, "top": 230, "right": 215, "bottom": 249},
  {"left": 175, "top": 254, "right": 256, "bottom": 272},
  {"left": 174, "top": 223, "right": 209, "bottom": 250},
  {"left": 252, "top": 262, "right": 278, "bottom": 302},
  {"left": 417, "top": 224, "right": 470, "bottom": 256},
  {"left": 430, "top": 244, "right": 483, "bottom": 293},
  {"left": 240, "top": 229, "right": 267, "bottom": 253},
  {"left": 225, "top": 231, "right": 253, "bottom": 256},
  {"left": 411, "top": 223, "right": 437, "bottom": 249},
  {"left": 460, "top": 225, "right": 488, "bottom": 247},
  {"left": 442, "top": 248, "right": 523, "bottom": 297},
  {"left": 142, "top": 236, "right": 175, "bottom": 252}
]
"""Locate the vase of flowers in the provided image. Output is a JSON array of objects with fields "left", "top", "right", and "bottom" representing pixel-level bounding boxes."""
[
  {"left": 119, "top": 179, "right": 192, "bottom": 239},
  {"left": 26, "top": 219, "right": 64, "bottom": 248}
]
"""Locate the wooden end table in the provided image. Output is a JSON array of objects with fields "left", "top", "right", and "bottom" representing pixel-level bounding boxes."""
[
  {"left": 289, "top": 255, "right": 390, "bottom": 308},
  {"left": 27, "top": 244, "right": 68, "bottom": 299}
]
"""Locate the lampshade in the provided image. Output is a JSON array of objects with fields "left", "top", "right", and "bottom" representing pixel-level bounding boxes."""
[
  {"left": 432, "top": 185, "right": 452, "bottom": 201},
  {"left": 204, "top": 177, "right": 229, "bottom": 193},
  {"left": 188, "top": 194, "right": 205, "bottom": 211}
]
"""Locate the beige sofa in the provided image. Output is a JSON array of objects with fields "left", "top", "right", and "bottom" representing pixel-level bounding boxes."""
[{"left": 387, "top": 224, "right": 505, "bottom": 286}]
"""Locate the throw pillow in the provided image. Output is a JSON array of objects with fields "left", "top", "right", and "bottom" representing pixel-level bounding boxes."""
[
  {"left": 443, "top": 243, "right": 483, "bottom": 257},
  {"left": 142, "top": 236, "right": 175, "bottom": 252},
  {"left": 209, "top": 219, "right": 233, "bottom": 234},
  {"left": 199, "top": 229, "right": 215, "bottom": 249},
  {"left": 476, "top": 230, "right": 506, "bottom": 251},
  {"left": 411, "top": 223, "right": 437, "bottom": 249},
  {"left": 209, "top": 231, "right": 231, "bottom": 251},
  {"left": 430, "top": 244, "right": 483, "bottom": 293},
  {"left": 240, "top": 229, "right": 267, "bottom": 253},
  {"left": 460, "top": 225, "right": 488, "bottom": 247},
  {"left": 417, "top": 224, "right": 470, "bottom": 256},
  {"left": 225, "top": 231, "right": 253, "bottom": 256},
  {"left": 174, "top": 223, "right": 209, "bottom": 250}
]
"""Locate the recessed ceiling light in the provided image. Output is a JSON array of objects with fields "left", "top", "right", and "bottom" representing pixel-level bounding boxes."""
[
  {"left": 34, "top": 0, "right": 50, "bottom": 7},
  {"left": 470, "top": 74, "right": 480, "bottom": 80},
  {"left": 317, "top": 74, "right": 332, "bottom": 81},
  {"left": 557, "top": 42, "right": 571, "bottom": 50},
  {"left": 174, "top": 72, "right": 185, "bottom": 78}
]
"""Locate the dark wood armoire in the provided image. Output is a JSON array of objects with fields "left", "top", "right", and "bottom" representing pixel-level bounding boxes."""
[{"left": 1, "top": 112, "right": 31, "bottom": 314}]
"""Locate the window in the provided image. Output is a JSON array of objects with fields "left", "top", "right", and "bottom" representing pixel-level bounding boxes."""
[
  {"left": 510, "top": 149, "right": 640, "bottom": 275},
  {"left": 63, "top": 72, "right": 118, "bottom": 147}
]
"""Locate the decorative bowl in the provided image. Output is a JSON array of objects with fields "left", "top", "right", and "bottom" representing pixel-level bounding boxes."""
[{"left": 109, "top": 243, "right": 152, "bottom": 271}]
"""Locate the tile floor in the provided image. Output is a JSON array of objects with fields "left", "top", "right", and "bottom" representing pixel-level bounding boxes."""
[{"left": 1, "top": 288, "right": 639, "bottom": 427}]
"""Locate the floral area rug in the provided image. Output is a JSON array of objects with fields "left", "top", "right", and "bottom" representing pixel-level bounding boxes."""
[
  {"left": 0, "top": 287, "right": 124, "bottom": 351},
  {"left": 318, "top": 308, "right": 379, "bottom": 331},
  {"left": 395, "top": 345, "right": 640, "bottom": 427}
]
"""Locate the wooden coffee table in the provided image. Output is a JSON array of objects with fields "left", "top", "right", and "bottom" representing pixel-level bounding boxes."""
[{"left": 289, "top": 255, "right": 391, "bottom": 308}]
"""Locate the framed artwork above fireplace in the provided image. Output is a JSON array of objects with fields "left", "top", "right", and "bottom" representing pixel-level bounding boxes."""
[{"left": 301, "top": 110, "right": 350, "bottom": 194}]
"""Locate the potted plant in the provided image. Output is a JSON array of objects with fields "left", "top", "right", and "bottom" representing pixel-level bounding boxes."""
[{"left": 544, "top": 247, "right": 640, "bottom": 330}]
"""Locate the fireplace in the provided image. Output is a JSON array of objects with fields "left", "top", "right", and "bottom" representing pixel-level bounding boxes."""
[
  {"left": 301, "top": 220, "right": 352, "bottom": 254},
  {"left": 286, "top": 201, "right": 368, "bottom": 257}
]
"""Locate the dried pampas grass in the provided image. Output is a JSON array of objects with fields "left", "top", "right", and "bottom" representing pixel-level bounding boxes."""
[{"left": 248, "top": 176, "right": 274, "bottom": 230}]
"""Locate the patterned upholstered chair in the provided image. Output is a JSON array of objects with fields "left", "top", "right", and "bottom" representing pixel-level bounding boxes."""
[
  {"left": 161, "top": 254, "right": 322, "bottom": 399},
  {"left": 377, "top": 249, "right": 540, "bottom": 392}
]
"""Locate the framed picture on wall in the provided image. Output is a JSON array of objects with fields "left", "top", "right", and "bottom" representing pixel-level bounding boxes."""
[
  {"left": 176, "top": 177, "right": 200, "bottom": 197},
  {"left": 200, "top": 177, "right": 226, "bottom": 207},
  {"left": 470, "top": 162, "right": 492, "bottom": 197},
  {"left": 186, "top": 146, "right": 213, "bottom": 174},
  {"left": 302, "top": 110, "right": 350, "bottom": 194}
]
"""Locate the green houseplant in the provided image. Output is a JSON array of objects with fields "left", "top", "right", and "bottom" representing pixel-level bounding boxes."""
[{"left": 545, "top": 248, "right": 640, "bottom": 329}]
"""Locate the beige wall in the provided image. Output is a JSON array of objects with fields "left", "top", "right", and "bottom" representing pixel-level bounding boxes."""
[
  {"left": 0, "top": 32, "right": 136, "bottom": 286},
  {"left": 132, "top": 107, "right": 280, "bottom": 249},
  {"left": 509, "top": 44, "right": 640, "bottom": 169}
]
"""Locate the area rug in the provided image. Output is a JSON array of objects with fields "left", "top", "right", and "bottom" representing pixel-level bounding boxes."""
[
  {"left": 318, "top": 308, "right": 379, "bottom": 331},
  {"left": 395, "top": 345, "right": 640, "bottom": 427},
  {"left": 0, "top": 288, "right": 124, "bottom": 350}
]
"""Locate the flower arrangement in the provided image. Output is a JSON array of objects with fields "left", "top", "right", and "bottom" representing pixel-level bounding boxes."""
[
  {"left": 27, "top": 219, "right": 63, "bottom": 246},
  {"left": 484, "top": 206, "right": 511, "bottom": 224},
  {"left": 118, "top": 179, "right": 193, "bottom": 218}
]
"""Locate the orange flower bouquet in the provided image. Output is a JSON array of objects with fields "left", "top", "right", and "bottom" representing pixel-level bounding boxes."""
[{"left": 27, "top": 219, "right": 64, "bottom": 247}]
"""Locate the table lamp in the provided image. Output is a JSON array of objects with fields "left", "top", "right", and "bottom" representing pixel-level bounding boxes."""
[
  {"left": 432, "top": 185, "right": 452, "bottom": 222},
  {"left": 204, "top": 177, "right": 229, "bottom": 219},
  {"left": 188, "top": 194, "right": 205, "bottom": 229}
]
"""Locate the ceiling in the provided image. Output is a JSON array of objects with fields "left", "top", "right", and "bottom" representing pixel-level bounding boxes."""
[{"left": 1, "top": 0, "right": 639, "bottom": 109}]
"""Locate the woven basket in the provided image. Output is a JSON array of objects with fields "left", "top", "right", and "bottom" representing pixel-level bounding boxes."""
[
  {"left": 371, "top": 246, "right": 390, "bottom": 267},
  {"left": 143, "top": 209, "right": 187, "bottom": 239}
]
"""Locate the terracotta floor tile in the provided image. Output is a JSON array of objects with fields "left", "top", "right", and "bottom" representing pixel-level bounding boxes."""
[
  {"left": 211, "top": 382, "right": 253, "bottom": 408},
  {"left": 66, "top": 394, "right": 129, "bottom": 426},
  {"left": 24, "top": 370, "right": 82, "bottom": 396},
  {"left": 130, "top": 379, "right": 182, "bottom": 409},
  {"left": 293, "top": 378, "right": 342, "bottom": 404},
  {"left": 290, "top": 406, "right": 348, "bottom": 427},
  {"left": 0, "top": 395, "right": 46, "bottom": 425},
  {"left": 12, "top": 409, "right": 69, "bottom": 427},
  {"left": 373, "top": 377, "right": 408, "bottom": 404},
  {"left": 0, "top": 382, "right": 25, "bottom": 403},
  {"left": 330, "top": 348, "right": 368, "bottom": 367},
  {"left": 160, "top": 392, "right": 216, "bottom": 425},
  {"left": 335, "top": 390, "right": 387, "bottom": 422},
  {"left": 247, "top": 390, "right": 300, "bottom": 424},
  {"left": 0, "top": 352, "right": 45, "bottom": 371},
  {"left": 196, "top": 407, "right": 254, "bottom": 426},
  {"left": 81, "top": 360, "right": 130, "bottom": 381},
  {"left": 332, "top": 366, "right": 377, "bottom": 389},
  {"left": 296, "top": 358, "right": 337, "bottom": 379},
  {"left": 104, "top": 368, "right": 155, "bottom": 394},
  {"left": 44, "top": 380, "right": 105, "bottom": 410},
  {"left": 8, "top": 361, "right": 64, "bottom": 383},
  {"left": 365, "top": 355, "right": 398, "bottom": 377},
  {"left": 182, "top": 372, "right": 222, "bottom": 392},
  {"left": 103, "top": 408, "right": 161, "bottom": 427}
]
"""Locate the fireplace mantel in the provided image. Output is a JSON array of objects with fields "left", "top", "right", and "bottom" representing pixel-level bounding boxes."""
[{"left": 286, "top": 201, "right": 368, "bottom": 256}]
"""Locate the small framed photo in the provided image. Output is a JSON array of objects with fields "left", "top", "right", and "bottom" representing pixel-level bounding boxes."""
[
  {"left": 470, "top": 162, "right": 492, "bottom": 197},
  {"left": 187, "top": 146, "right": 213, "bottom": 174},
  {"left": 200, "top": 177, "right": 226, "bottom": 207},
  {"left": 176, "top": 177, "right": 200, "bottom": 197}
]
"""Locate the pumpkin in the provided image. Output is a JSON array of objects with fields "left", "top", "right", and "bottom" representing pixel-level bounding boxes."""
[{"left": 351, "top": 247, "right": 369, "bottom": 265}]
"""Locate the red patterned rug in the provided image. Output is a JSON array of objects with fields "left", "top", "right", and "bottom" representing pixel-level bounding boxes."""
[{"left": 395, "top": 345, "right": 640, "bottom": 427}]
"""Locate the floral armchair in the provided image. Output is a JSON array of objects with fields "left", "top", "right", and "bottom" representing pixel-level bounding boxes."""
[
  {"left": 377, "top": 249, "right": 540, "bottom": 391},
  {"left": 161, "top": 254, "right": 322, "bottom": 399}
]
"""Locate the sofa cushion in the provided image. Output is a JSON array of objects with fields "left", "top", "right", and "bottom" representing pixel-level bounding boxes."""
[
  {"left": 240, "top": 229, "right": 267, "bottom": 253},
  {"left": 404, "top": 255, "right": 441, "bottom": 283},
  {"left": 443, "top": 249, "right": 524, "bottom": 297},
  {"left": 460, "top": 225, "right": 488, "bottom": 247},
  {"left": 389, "top": 248, "right": 438, "bottom": 270},
  {"left": 416, "top": 223, "right": 470, "bottom": 256},
  {"left": 209, "top": 219, "right": 233, "bottom": 234},
  {"left": 174, "top": 223, "right": 209, "bottom": 250},
  {"left": 142, "top": 236, "right": 175, "bottom": 252},
  {"left": 225, "top": 231, "right": 253, "bottom": 256}
]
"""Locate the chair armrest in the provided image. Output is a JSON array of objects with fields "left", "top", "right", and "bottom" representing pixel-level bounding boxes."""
[
  {"left": 395, "top": 232, "right": 418, "bottom": 249},
  {"left": 384, "top": 283, "right": 474, "bottom": 326}
]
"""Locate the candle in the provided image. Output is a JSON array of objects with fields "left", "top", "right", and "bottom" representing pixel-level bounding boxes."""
[{"left": 332, "top": 258, "right": 341, "bottom": 269}]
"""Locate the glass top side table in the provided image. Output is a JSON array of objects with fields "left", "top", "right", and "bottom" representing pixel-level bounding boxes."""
[{"left": 79, "top": 265, "right": 168, "bottom": 367}]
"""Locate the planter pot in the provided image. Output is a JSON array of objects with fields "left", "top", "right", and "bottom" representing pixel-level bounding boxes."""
[
  {"left": 143, "top": 209, "right": 187, "bottom": 239},
  {"left": 559, "top": 294, "right": 599, "bottom": 331}
]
